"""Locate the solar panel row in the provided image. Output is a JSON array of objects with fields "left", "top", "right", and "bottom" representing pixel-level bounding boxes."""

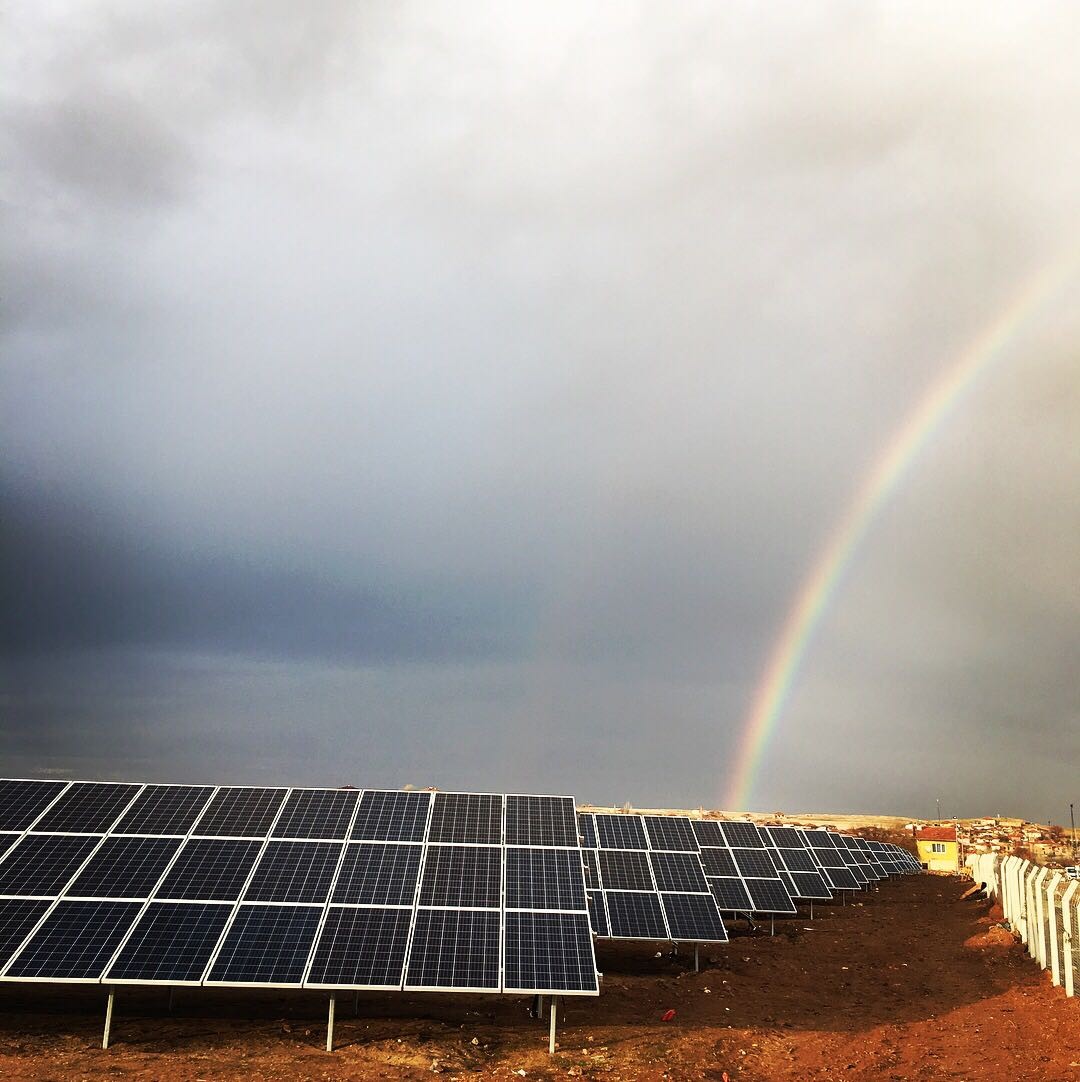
[
  {"left": 579, "top": 813, "right": 728, "bottom": 944},
  {"left": 0, "top": 781, "right": 598, "bottom": 996}
]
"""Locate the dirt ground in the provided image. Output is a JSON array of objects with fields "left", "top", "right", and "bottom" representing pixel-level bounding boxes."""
[{"left": 0, "top": 876, "right": 1076, "bottom": 1080}]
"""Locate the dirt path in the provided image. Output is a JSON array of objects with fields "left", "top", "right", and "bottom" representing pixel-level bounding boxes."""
[{"left": 0, "top": 876, "right": 1075, "bottom": 1080}]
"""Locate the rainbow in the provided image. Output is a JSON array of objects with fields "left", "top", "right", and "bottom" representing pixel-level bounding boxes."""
[{"left": 724, "top": 248, "right": 1080, "bottom": 812}]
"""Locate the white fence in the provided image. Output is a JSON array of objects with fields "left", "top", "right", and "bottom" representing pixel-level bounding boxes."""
[{"left": 966, "top": 853, "right": 1078, "bottom": 997}]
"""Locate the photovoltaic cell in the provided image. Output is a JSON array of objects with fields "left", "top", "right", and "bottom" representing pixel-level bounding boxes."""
[
  {"left": 113, "top": 785, "right": 215, "bottom": 836},
  {"left": 64, "top": 836, "right": 181, "bottom": 899},
  {"left": 504, "top": 912, "right": 598, "bottom": 993},
  {"left": 594, "top": 814, "right": 648, "bottom": 851},
  {"left": 207, "top": 904, "right": 322, "bottom": 985},
  {"left": 643, "top": 816, "right": 699, "bottom": 853},
  {"left": 418, "top": 846, "right": 502, "bottom": 908},
  {"left": 192, "top": 787, "right": 287, "bottom": 838},
  {"left": 350, "top": 791, "right": 429, "bottom": 842},
  {"left": 597, "top": 850, "right": 653, "bottom": 892},
  {"left": 731, "top": 848, "right": 780, "bottom": 879},
  {"left": 504, "top": 848, "right": 587, "bottom": 911},
  {"left": 242, "top": 841, "right": 342, "bottom": 904},
  {"left": 4, "top": 900, "right": 141, "bottom": 979},
  {"left": 0, "top": 899, "right": 51, "bottom": 969},
  {"left": 504, "top": 795, "right": 578, "bottom": 847},
  {"left": 0, "top": 780, "right": 68, "bottom": 832},
  {"left": 106, "top": 902, "right": 233, "bottom": 983},
  {"left": 427, "top": 793, "right": 502, "bottom": 845},
  {"left": 155, "top": 839, "right": 264, "bottom": 901},
  {"left": 272, "top": 789, "right": 359, "bottom": 840},
  {"left": 604, "top": 891, "right": 667, "bottom": 939},
  {"left": 332, "top": 843, "right": 422, "bottom": 906},
  {"left": 718, "top": 821, "right": 763, "bottom": 848},
  {"left": 691, "top": 820, "right": 724, "bottom": 846},
  {"left": 404, "top": 909, "right": 500, "bottom": 990},
  {"left": 581, "top": 850, "right": 600, "bottom": 890},
  {"left": 744, "top": 878, "right": 796, "bottom": 913},
  {"left": 306, "top": 906, "right": 412, "bottom": 988},
  {"left": 0, "top": 835, "right": 19, "bottom": 861},
  {"left": 587, "top": 891, "right": 609, "bottom": 937},
  {"left": 577, "top": 813, "right": 598, "bottom": 850},
  {"left": 660, "top": 893, "right": 728, "bottom": 942},
  {"left": 648, "top": 851, "right": 709, "bottom": 894},
  {"left": 33, "top": 782, "right": 141, "bottom": 834},
  {"left": 699, "top": 847, "right": 738, "bottom": 878},
  {"left": 0, "top": 835, "right": 101, "bottom": 897},
  {"left": 709, "top": 877, "right": 754, "bottom": 912}
]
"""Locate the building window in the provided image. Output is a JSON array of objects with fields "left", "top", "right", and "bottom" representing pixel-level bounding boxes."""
[{"left": 930, "top": 842, "right": 946, "bottom": 854}]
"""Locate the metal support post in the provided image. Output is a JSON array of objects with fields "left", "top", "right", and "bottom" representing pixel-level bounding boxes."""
[
  {"left": 770, "top": 916, "right": 775, "bottom": 936},
  {"left": 694, "top": 944, "right": 700, "bottom": 973},
  {"left": 326, "top": 993, "right": 336, "bottom": 1052},
  {"left": 103, "top": 989, "right": 115, "bottom": 1050},
  {"left": 809, "top": 899, "right": 814, "bottom": 920},
  {"left": 354, "top": 991, "right": 360, "bottom": 1015},
  {"left": 548, "top": 995, "right": 557, "bottom": 1054},
  {"left": 168, "top": 986, "right": 175, "bottom": 1011}
]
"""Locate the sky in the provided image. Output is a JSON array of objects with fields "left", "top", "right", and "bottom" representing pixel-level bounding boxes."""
[{"left": 2, "top": 1, "right": 1078, "bottom": 822}]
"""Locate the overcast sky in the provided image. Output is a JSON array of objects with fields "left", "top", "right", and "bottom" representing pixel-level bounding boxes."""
[{"left": 3, "top": 2, "right": 1078, "bottom": 821}]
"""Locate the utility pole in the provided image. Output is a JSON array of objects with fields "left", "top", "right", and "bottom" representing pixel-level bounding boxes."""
[{"left": 936, "top": 798, "right": 941, "bottom": 824}]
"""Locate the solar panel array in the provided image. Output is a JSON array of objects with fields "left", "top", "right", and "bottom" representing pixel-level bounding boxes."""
[
  {"left": 761, "top": 827, "right": 833, "bottom": 901},
  {"left": 0, "top": 780, "right": 597, "bottom": 997},
  {"left": 578, "top": 813, "right": 728, "bottom": 943}
]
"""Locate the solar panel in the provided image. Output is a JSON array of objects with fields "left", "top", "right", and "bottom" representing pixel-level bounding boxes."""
[
  {"left": 242, "top": 841, "right": 342, "bottom": 904},
  {"left": 418, "top": 845, "right": 502, "bottom": 908},
  {"left": 586, "top": 891, "right": 609, "bottom": 937},
  {"left": 271, "top": 789, "right": 359, "bottom": 840},
  {"left": 643, "top": 815, "right": 699, "bottom": 853},
  {"left": 762, "top": 827, "right": 832, "bottom": 900},
  {"left": 427, "top": 793, "right": 502, "bottom": 845},
  {"left": 0, "top": 780, "right": 598, "bottom": 1000},
  {"left": 192, "top": 787, "right": 287, "bottom": 838},
  {"left": 504, "top": 912, "right": 598, "bottom": 994},
  {"left": 3, "top": 900, "right": 141, "bottom": 980},
  {"left": 105, "top": 902, "right": 234, "bottom": 984},
  {"left": 594, "top": 814, "right": 648, "bottom": 850},
  {"left": 332, "top": 843, "right": 423, "bottom": 906},
  {"left": 206, "top": 904, "right": 322, "bottom": 985},
  {"left": 703, "top": 824, "right": 797, "bottom": 915},
  {"left": 0, "top": 780, "right": 69, "bottom": 831},
  {"left": 581, "top": 849, "right": 600, "bottom": 889},
  {"left": 404, "top": 909, "right": 501, "bottom": 991},
  {"left": 577, "top": 813, "right": 598, "bottom": 850},
  {"left": 661, "top": 893, "right": 729, "bottom": 942},
  {"left": 649, "top": 851, "right": 709, "bottom": 893},
  {"left": 604, "top": 891, "right": 668, "bottom": 939},
  {"left": 306, "top": 906, "right": 413, "bottom": 989},
  {"left": 0, "top": 899, "right": 51, "bottom": 969},
  {"left": 800, "top": 830, "right": 860, "bottom": 890},
  {"left": 505, "top": 795, "right": 578, "bottom": 847},
  {"left": 504, "top": 848, "right": 587, "bottom": 910},
  {"left": 155, "top": 839, "right": 264, "bottom": 901},
  {"left": 113, "top": 785, "right": 216, "bottom": 836},
  {"left": 350, "top": 790, "right": 430, "bottom": 842},
  {"left": 0, "top": 835, "right": 102, "bottom": 897},
  {"left": 597, "top": 849, "right": 654, "bottom": 891},
  {"left": 64, "top": 836, "right": 181, "bottom": 899},
  {"left": 33, "top": 782, "right": 142, "bottom": 834}
]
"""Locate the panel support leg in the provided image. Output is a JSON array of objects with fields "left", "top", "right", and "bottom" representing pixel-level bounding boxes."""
[
  {"left": 326, "top": 994, "right": 336, "bottom": 1053},
  {"left": 809, "top": 900, "right": 814, "bottom": 921},
  {"left": 770, "top": 916, "right": 775, "bottom": 937},
  {"left": 354, "top": 991, "right": 360, "bottom": 1016},
  {"left": 548, "top": 996, "right": 557, "bottom": 1054},
  {"left": 168, "top": 986, "right": 175, "bottom": 1011},
  {"left": 694, "top": 944, "right": 700, "bottom": 973},
  {"left": 103, "top": 988, "right": 115, "bottom": 1050}
]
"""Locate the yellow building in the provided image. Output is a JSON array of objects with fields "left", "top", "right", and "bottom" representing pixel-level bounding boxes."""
[{"left": 915, "top": 825, "right": 960, "bottom": 872}]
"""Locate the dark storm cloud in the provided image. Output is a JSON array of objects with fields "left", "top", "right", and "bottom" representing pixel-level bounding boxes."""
[{"left": 2, "top": 2, "right": 1078, "bottom": 820}]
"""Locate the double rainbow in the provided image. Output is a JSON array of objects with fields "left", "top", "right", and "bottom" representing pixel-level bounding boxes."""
[{"left": 724, "top": 248, "right": 1080, "bottom": 812}]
